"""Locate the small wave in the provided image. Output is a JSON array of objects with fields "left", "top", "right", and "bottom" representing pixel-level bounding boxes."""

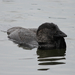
[
  {"left": 0, "top": 24, "right": 12, "bottom": 33},
  {"left": 67, "top": 38, "right": 75, "bottom": 40},
  {"left": 49, "top": 17, "right": 66, "bottom": 19}
]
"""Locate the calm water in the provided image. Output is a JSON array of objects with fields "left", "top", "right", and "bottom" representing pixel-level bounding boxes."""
[{"left": 0, "top": 0, "right": 75, "bottom": 75}]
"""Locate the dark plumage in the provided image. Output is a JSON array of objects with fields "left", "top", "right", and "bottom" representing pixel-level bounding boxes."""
[
  {"left": 7, "top": 22, "right": 67, "bottom": 49},
  {"left": 37, "top": 23, "right": 67, "bottom": 49}
]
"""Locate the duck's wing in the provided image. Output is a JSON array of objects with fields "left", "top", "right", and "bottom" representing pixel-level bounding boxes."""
[{"left": 8, "top": 28, "right": 38, "bottom": 48}]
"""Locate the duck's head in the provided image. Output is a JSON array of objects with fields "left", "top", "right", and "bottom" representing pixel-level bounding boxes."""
[{"left": 37, "top": 22, "right": 67, "bottom": 49}]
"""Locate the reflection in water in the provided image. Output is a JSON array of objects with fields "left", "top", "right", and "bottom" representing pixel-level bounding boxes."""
[
  {"left": 37, "top": 49, "right": 66, "bottom": 71},
  {"left": 16, "top": 42, "right": 66, "bottom": 71},
  {"left": 38, "top": 68, "right": 49, "bottom": 71},
  {"left": 18, "top": 44, "right": 32, "bottom": 50},
  {"left": 10, "top": 39, "right": 66, "bottom": 71},
  {"left": 9, "top": 39, "right": 34, "bottom": 50},
  {"left": 37, "top": 49, "right": 66, "bottom": 58}
]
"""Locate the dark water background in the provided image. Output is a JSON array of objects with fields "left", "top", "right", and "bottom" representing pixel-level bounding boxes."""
[{"left": 0, "top": 0, "right": 75, "bottom": 75}]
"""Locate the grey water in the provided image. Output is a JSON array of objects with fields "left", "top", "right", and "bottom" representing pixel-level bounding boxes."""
[{"left": 0, "top": 0, "right": 75, "bottom": 75}]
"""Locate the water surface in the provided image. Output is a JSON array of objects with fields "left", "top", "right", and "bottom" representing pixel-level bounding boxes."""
[{"left": 0, "top": 0, "right": 75, "bottom": 75}]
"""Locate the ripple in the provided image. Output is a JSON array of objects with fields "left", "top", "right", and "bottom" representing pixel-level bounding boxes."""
[
  {"left": 67, "top": 38, "right": 75, "bottom": 40},
  {"left": 19, "top": 58, "right": 34, "bottom": 60},
  {"left": 38, "top": 68, "right": 49, "bottom": 71},
  {"left": 38, "top": 62, "right": 65, "bottom": 65},
  {"left": 38, "top": 57, "right": 65, "bottom": 61},
  {"left": 49, "top": 17, "right": 66, "bottom": 19}
]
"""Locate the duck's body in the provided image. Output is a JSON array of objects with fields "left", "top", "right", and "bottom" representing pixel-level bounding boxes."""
[
  {"left": 7, "top": 27, "right": 38, "bottom": 49},
  {"left": 7, "top": 23, "right": 67, "bottom": 49}
]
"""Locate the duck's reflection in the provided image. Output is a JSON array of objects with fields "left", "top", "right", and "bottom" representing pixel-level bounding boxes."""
[
  {"left": 18, "top": 44, "right": 33, "bottom": 50},
  {"left": 37, "top": 48, "right": 66, "bottom": 58},
  {"left": 12, "top": 41, "right": 66, "bottom": 71},
  {"left": 37, "top": 48, "right": 66, "bottom": 71}
]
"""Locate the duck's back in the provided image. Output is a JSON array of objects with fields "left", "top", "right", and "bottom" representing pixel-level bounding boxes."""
[{"left": 7, "top": 27, "right": 38, "bottom": 48}]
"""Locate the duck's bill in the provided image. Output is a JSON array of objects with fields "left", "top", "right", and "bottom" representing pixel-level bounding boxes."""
[{"left": 54, "top": 30, "right": 67, "bottom": 37}]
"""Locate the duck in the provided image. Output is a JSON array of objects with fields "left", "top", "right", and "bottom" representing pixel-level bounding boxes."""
[
  {"left": 37, "top": 23, "right": 67, "bottom": 49},
  {"left": 7, "top": 22, "right": 67, "bottom": 49}
]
